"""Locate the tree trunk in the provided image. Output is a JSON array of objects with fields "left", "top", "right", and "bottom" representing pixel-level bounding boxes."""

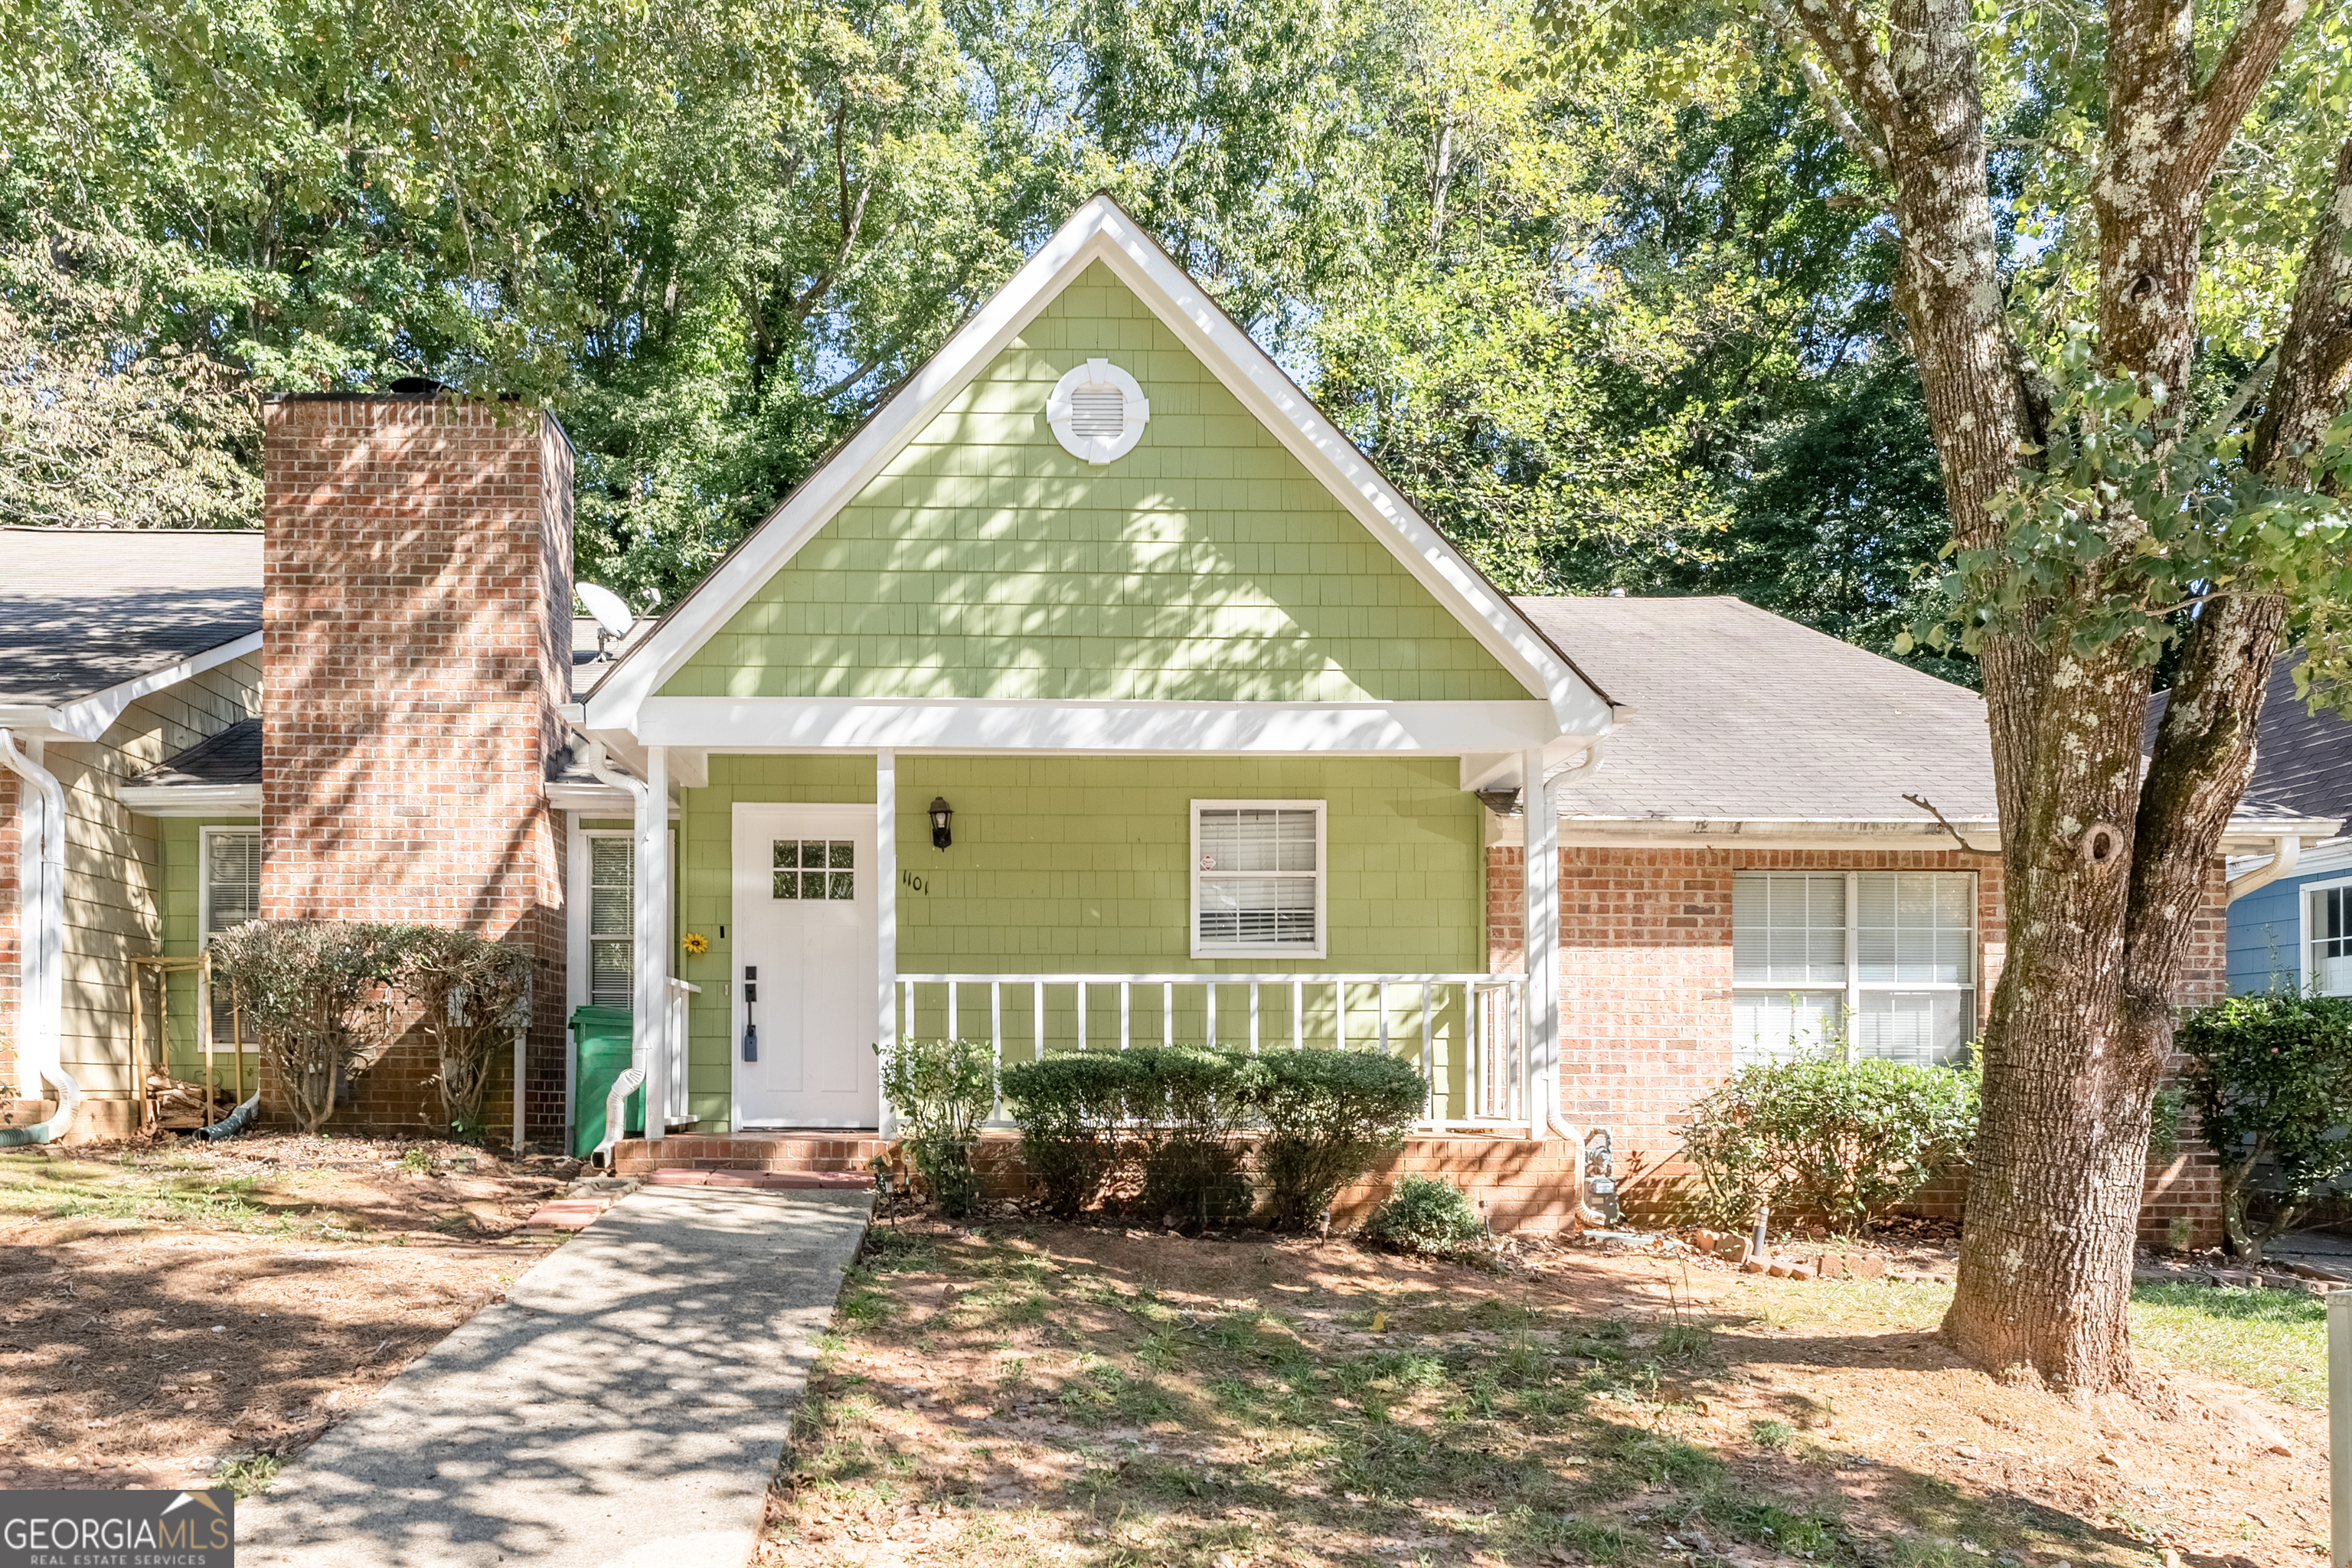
[{"left": 1772, "top": 0, "right": 2330, "bottom": 1393}]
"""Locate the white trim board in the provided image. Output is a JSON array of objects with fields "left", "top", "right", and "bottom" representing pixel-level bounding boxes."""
[
  {"left": 0, "top": 631, "right": 263, "bottom": 742},
  {"left": 629, "top": 697, "right": 1566, "bottom": 755},
  {"left": 581, "top": 194, "right": 1615, "bottom": 743},
  {"left": 119, "top": 783, "right": 261, "bottom": 817}
]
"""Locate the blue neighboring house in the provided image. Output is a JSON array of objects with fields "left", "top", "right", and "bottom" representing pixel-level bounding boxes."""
[{"left": 2182, "top": 655, "right": 2352, "bottom": 996}]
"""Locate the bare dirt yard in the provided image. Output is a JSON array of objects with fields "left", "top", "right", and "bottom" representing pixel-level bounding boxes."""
[
  {"left": 763, "top": 1220, "right": 2331, "bottom": 1568},
  {"left": 0, "top": 1133, "right": 573, "bottom": 1494}
]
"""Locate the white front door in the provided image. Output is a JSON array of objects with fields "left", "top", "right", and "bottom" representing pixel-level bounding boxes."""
[{"left": 731, "top": 803, "right": 878, "bottom": 1128}]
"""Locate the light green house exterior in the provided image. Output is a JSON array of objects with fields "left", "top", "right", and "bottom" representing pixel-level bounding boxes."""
[{"left": 570, "top": 195, "right": 1615, "bottom": 1139}]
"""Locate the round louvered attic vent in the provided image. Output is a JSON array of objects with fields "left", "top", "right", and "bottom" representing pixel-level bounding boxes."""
[{"left": 1047, "top": 358, "right": 1150, "bottom": 463}]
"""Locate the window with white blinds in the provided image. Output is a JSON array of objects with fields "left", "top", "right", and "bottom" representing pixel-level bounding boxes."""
[
  {"left": 201, "top": 828, "right": 261, "bottom": 939},
  {"left": 1733, "top": 871, "right": 1976, "bottom": 1066},
  {"left": 588, "top": 834, "right": 634, "bottom": 1011},
  {"left": 201, "top": 828, "right": 261, "bottom": 1040},
  {"left": 1192, "top": 802, "right": 1325, "bottom": 957},
  {"left": 2312, "top": 883, "right": 2352, "bottom": 996}
]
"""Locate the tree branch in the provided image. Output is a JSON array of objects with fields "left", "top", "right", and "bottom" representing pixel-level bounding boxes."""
[
  {"left": 2183, "top": 0, "right": 2314, "bottom": 197},
  {"left": 1761, "top": 0, "right": 1891, "bottom": 178},
  {"left": 2252, "top": 128, "right": 2352, "bottom": 482},
  {"left": 1779, "top": 0, "right": 1907, "bottom": 147}
]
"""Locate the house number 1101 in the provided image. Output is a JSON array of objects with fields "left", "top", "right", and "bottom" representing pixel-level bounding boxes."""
[{"left": 900, "top": 869, "right": 929, "bottom": 896}]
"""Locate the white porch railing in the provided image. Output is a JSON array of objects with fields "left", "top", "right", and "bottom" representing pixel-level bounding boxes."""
[{"left": 893, "top": 972, "right": 1526, "bottom": 1130}]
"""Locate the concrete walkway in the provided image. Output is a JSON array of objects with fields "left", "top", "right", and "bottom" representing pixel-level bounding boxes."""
[{"left": 240, "top": 1186, "right": 871, "bottom": 1568}]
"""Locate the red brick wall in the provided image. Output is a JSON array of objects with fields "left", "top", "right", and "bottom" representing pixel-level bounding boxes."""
[
  {"left": 261, "top": 396, "right": 573, "bottom": 1138},
  {"left": 1488, "top": 841, "right": 2230, "bottom": 1245}
]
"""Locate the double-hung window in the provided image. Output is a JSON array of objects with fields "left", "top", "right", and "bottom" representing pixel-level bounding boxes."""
[
  {"left": 1732, "top": 871, "right": 1976, "bottom": 1065},
  {"left": 587, "top": 833, "right": 635, "bottom": 1011},
  {"left": 2311, "top": 882, "right": 2352, "bottom": 996},
  {"left": 201, "top": 827, "right": 261, "bottom": 1037},
  {"left": 1191, "top": 802, "right": 1325, "bottom": 959}
]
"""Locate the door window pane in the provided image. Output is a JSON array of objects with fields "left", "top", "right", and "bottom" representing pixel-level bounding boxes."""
[{"left": 774, "top": 840, "right": 853, "bottom": 901}]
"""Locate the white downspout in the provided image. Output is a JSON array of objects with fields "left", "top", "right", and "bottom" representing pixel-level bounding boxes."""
[
  {"left": 1, "top": 728, "right": 65, "bottom": 1103},
  {"left": 2228, "top": 833, "right": 2304, "bottom": 901},
  {"left": 582, "top": 740, "right": 662, "bottom": 1151},
  {"left": 1525, "top": 741, "right": 1610, "bottom": 1228}
]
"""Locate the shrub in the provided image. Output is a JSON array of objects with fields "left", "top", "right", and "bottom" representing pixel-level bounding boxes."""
[
  {"left": 1123, "top": 1046, "right": 1258, "bottom": 1228},
  {"left": 207, "top": 920, "right": 417, "bottom": 1134},
  {"left": 877, "top": 1037, "right": 996, "bottom": 1219},
  {"left": 2178, "top": 991, "right": 2352, "bottom": 1265},
  {"left": 1679, "top": 1051, "right": 1978, "bottom": 1234},
  {"left": 1253, "top": 1048, "right": 1426, "bottom": 1230},
  {"left": 1001, "top": 1052, "right": 1136, "bottom": 1217},
  {"left": 392, "top": 928, "right": 533, "bottom": 1140},
  {"left": 1361, "top": 1174, "right": 1487, "bottom": 1256}
]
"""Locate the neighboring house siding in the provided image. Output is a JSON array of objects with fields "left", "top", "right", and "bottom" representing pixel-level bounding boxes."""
[
  {"left": 53, "top": 655, "right": 260, "bottom": 1127},
  {"left": 1490, "top": 844, "right": 2230, "bottom": 1244},
  {"left": 2227, "top": 865, "right": 2342, "bottom": 994},
  {"left": 661, "top": 261, "right": 1525, "bottom": 704},
  {"left": 668, "top": 754, "right": 1486, "bottom": 1129}
]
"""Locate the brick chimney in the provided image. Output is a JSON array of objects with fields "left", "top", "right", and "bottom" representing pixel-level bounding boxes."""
[{"left": 261, "top": 394, "right": 573, "bottom": 1137}]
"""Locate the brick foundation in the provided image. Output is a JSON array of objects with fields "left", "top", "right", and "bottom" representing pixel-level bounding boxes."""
[{"left": 260, "top": 394, "right": 573, "bottom": 1138}]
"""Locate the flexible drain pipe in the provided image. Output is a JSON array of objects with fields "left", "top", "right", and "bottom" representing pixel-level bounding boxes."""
[
  {"left": 1, "top": 727, "right": 67, "bottom": 1122},
  {"left": 595, "top": 1067, "right": 646, "bottom": 1169},
  {"left": 0, "top": 1067, "right": 81, "bottom": 1148}
]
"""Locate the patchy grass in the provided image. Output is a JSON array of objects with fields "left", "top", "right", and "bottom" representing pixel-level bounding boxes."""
[
  {"left": 2129, "top": 1283, "right": 2328, "bottom": 1408},
  {"left": 766, "top": 1223, "right": 2330, "bottom": 1568}
]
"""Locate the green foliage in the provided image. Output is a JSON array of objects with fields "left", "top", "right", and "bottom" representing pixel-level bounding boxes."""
[
  {"left": 1253, "top": 1048, "right": 1426, "bottom": 1231},
  {"left": 1679, "top": 1052, "right": 1979, "bottom": 1233},
  {"left": 1903, "top": 335, "right": 2352, "bottom": 691},
  {"left": 1123, "top": 1046, "right": 1257, "bottom": 1228},
  {"left": 1000, "top": 1052, "right": 1135, "bottom": 1218},
  {"left": 1360, "top": 1174, "right": 1488, "bottom": 1257},
  {"left": 2177, "top": 991, "right": 2352, "bottom": 1263},
  {"left": 391, "top": 928, "right": 533, "bottom": 1141},
  {"left": 876, "top": 1037, "right": 995, "bottom": 1144},
  {"left": 877, "top": 1037, "right": 995, "bottom": 1219},
  {"left": 207, "top": 921, "right": 419, "bottom": 1135}
]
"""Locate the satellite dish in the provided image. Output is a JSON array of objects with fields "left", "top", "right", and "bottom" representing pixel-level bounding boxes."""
[{"left": 576, "top": 581, "right": 635, "bottom": 659}]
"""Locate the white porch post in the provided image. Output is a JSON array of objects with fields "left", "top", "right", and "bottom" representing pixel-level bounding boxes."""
[
  {"left": 1522, "top": 747, "right": 1560, "bottom": 1139},
  {"left": 635, "top": 745, "right": 672, "bottom": 1145},
  {"left": 876, "top": 749, "right": 898, "bottom": 1137}
]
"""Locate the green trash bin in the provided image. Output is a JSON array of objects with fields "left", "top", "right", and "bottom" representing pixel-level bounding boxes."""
[{"left": 570, "top": 1006, "right": 642, "bottom": 1158}]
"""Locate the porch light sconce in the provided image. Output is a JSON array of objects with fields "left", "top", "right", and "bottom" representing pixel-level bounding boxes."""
[{"left": 929, "top": 796, "right": 954, "bottom": 851}]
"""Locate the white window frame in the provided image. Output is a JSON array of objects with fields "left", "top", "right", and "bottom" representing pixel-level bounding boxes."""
[
  {"left": 583, "top": 828, "right": 636, "bottom": 1012},
  {"left": 2299, "top": 874, "right": 2352, "bottom": 997},
  {"left": 1190, "top": 799, "right": 1328, "bottom": 960},
  {"left": 197, "top": 825, "right": 262, "bottom": 949},
  {"left": 1733, "top": 870, "right": 1979, "bottom": 1063}
]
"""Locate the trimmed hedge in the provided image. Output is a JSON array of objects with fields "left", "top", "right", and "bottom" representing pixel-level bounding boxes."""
[
  {"left": 1254, "top": 1048, "right": 1425, "bottom": 1230},
  {"left": 1001, "top": 1045, "right": 1428, "bottom": 1231}
]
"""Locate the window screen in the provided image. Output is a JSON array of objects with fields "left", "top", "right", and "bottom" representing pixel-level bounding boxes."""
[
  {"left": 1195, "top": 805, "right": 1321, "bottom": 952},
  {"left": 589, "top": 835, "right": 634, "bottom": 1011}
]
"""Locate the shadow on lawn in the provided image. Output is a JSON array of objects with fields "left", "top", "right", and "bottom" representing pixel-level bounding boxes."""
[{"left": 786, "top": 1222, "right": 2174, "bottom": 1568}]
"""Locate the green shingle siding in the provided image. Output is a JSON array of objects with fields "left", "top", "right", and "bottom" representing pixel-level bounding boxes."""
[
  {"left": 662, "top": 263, "right": 1523, "bottom": 704},
  {"left": 666, "top": 755, "right": 1485, "bottom": 1129}
]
